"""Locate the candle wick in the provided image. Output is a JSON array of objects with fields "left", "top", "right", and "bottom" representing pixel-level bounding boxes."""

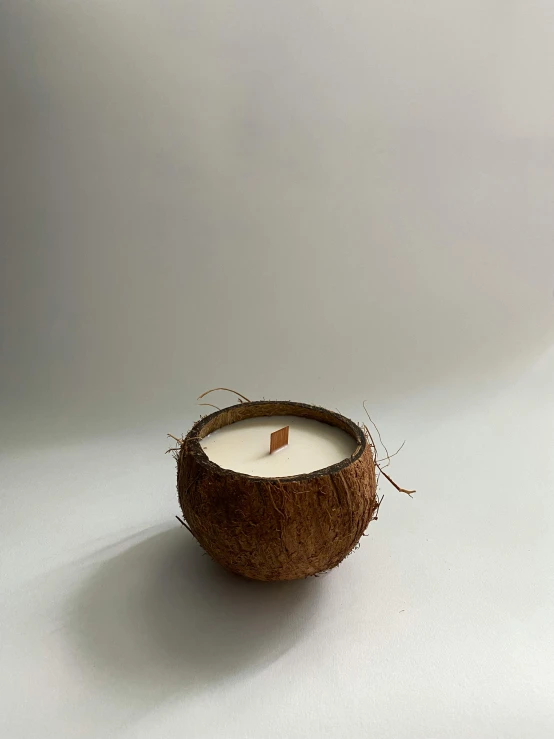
[{"left": 269, "top": 426, "right": 289, "bottom": 454}]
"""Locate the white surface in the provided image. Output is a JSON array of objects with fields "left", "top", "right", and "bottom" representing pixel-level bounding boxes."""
[
  {"left": 2, "top": 349, "right": 554, "bottom": 738},
  {"left": 2, "top": 0, "right": 554, "bottom": 736},
  {"left": 201, "top": 415, "right": 357, "bottom": 477}
]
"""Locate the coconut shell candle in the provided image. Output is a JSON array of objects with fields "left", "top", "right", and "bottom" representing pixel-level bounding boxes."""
[{"left": 172, "top": 399, "right": 389, "bottom": 581}]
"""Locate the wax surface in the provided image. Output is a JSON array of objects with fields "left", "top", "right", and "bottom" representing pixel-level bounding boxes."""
[{"left": 201, "top": 415, "right": 358, "bottom": 477}]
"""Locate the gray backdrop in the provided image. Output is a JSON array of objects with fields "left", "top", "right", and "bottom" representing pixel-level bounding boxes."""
[{"left": 2, "top": 0, "right": 553, "bottom": 437}]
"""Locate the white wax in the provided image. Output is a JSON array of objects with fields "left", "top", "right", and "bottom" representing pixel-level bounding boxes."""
[{"left": 201, "top": 415, "right": 358, "bottom": 477}]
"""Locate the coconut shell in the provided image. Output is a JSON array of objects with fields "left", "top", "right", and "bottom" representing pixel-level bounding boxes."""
[{"left": 176, "top": 401, "right": 378, "bottom": 581}]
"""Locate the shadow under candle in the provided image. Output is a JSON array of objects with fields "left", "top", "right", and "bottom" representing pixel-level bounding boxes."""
[{"left": 70, "top": 526, "right": 322, "bottom": 711}]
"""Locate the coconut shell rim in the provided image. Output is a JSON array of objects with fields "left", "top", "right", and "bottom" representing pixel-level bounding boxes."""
[{"left": 184, "top": 400, "right": 367, "bottom": 483}]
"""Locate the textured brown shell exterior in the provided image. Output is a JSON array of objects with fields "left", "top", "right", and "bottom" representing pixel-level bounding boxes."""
[{"left": 177, "top": 401, "right": 378, "bottom": 581}]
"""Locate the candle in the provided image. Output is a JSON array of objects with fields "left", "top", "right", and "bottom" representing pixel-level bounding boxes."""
[
  {"left": 201, "top": 415, "right": 358, "bottom": 478},
  {"left": 174, "top": 399, "right": 379, "bottom": 581}
]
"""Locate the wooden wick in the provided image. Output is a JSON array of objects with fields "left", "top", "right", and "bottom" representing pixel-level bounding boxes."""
[{"left": 270, "top": 426, "right": 289, "bottom": 454}]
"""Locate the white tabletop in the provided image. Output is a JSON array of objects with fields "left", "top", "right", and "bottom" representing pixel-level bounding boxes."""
[{"left": 2, "top": 347, "right": 554, "bottom": 739}]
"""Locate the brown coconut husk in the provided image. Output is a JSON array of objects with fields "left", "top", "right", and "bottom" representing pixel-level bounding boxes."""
[{"left": 172, "top": 400, "right": 380, "bottom": 581}]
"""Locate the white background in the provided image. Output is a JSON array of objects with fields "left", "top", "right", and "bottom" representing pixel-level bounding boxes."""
[{"left": 1, "top": 1, "right": 554, "bottom": 737}]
